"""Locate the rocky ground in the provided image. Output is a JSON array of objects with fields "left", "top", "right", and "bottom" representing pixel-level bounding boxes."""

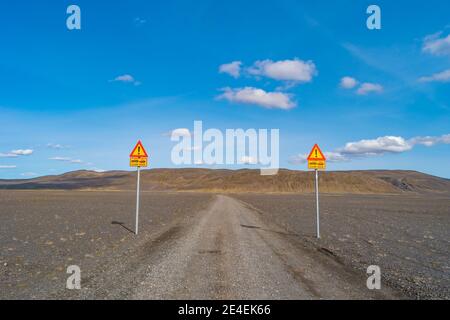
[
  {"left": 0, "top": 190, "right": 213, "bottom": 299},
  {"left": 233, "top": 193, "right": 450, "bottom": 299},
  {"left": 0, "top": 190, "right": 448, "bottom": 299}
]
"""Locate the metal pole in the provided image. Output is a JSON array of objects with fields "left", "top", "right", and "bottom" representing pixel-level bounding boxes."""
[
  {"left": 135, "top": 166, "right": 141, "bottom": 235},
  {"left": 315, "top": 169, "right": 320, "bottom": 239}
]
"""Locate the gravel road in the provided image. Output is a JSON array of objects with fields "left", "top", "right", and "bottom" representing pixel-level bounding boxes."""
[
  {"left": 1, "top": 191, "right": 408, "bottom": 299},
  {"left": 74, "top": 195, "right": 400, "bottom": 299}
]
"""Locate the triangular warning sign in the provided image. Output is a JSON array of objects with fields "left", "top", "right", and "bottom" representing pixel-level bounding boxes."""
[
  {"left": 307, "top": 144, "right": 326, "bottom": 161},
  {"left": 130, "top": 140, "right": 149, "bottom": 158}
]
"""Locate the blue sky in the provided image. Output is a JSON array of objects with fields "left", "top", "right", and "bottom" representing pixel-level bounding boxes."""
[{"left": 1, "top": 0, "right": 450, "bottom": 179}]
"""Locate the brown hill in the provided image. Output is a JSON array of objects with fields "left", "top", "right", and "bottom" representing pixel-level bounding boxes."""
[{"left": 1, "top": 169, "right": 450, "bottom": 195}]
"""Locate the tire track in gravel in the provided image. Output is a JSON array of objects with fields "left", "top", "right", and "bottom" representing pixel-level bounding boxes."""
[{"left": 130, "top": 195, "right": 401, "bottom": 299}]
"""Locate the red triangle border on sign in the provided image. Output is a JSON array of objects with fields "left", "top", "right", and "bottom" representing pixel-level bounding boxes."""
[
  {"left": 130, "top": 140, "right": 149, "bottom": 158},
  {"left": 307, "top": 144, "right": 326, "bottom": 161}
]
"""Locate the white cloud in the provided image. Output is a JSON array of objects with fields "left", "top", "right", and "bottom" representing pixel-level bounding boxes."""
[
  {"left": 339, "top": 76, "right": 384, "bottom": 95},
  {"left": 114, "top": 74, "right": 134, "bottom": 82},
  {"left": 21, "top": 172, "right": 37, "bottom": 177},
  {"left": 247, "top": 58, "right": 317, "bottom": 83},
  {"left": 218, "top": 87, "right": 296, "bottom": 110},
  {"left": 409, "top": 136, "right": 437, "bottom": 147},
  {"left": 340, "top": 136, "right": 412, "bottom": 156},
  {"left": 288, "top": 154, "right": 308, "bottom": 165},
  {"left": 0, "top": 153, "right": 17, "bottom": 158},
  {"left": 356, "top": 82, "right": 383, "bottom": 95},
  {"left": 325, "top": 152, "right": 349, "bottom": 162},
  {"left": 441, "top": 134, "right": 450, "bottom": 144},
  {"left": 0, "top": 149, "right": 33, "bottom": 157},
  {"left": 341, "top": 134, "right": 450, "bottom": 156},
  {"left": 423, "top": 31, "right": 450, "bottom": 56},
  {"left": 419, "top": 69, "right": 450, "bottom": 83},
  {"left": 110, "top": 74, "right": 141, "bottom": 86},
  {"left": 340, "top": 76, "right": 358, "bottom": 89},
  {"left": 47, "top": 143, "right": 69, "bottom": 149},
  {"left": 219, "top": 61, "right": 242, "bottom": 78},
  {"left": 0, "top": 165, "right": 16, "bottom": 169},
  {"left": 49, "top": 157, "right": 84, "bottom": 164},
  {"left": 49, "top": 157, "right": 71, "bottom": 161},
  {"left": 410, "top": 134, "right": 450, "bottom": 146},
  {"left": 216, "top": 58, "right": 316, "bottom": 108},
  {"left": 340, "top": 134, "right": 450, "bottom": 157},
  {"left": 134, "top": 17, "right": 147, "bottom": 26},
  {"left": 12, "top": 149, "right": 33, "bottom": 156}
]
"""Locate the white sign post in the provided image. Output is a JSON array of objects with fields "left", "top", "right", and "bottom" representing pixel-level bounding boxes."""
[
  {"left": 307, "top": 144, "right": 326, "bottom": 239},
  {"left": 129, "top": 140, "right": 149, "bottom": 236},
  {"left": 315, "top": 169, "right": 320, "bottom": 239},
  {"left": 135, "top": 166, "right": 141, "bottom": 235}
]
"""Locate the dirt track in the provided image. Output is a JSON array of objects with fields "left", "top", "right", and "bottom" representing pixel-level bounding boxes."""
[
  {"left": 54, "top": 195, "right": 399, "bottom": 299},
  {"left": 129, "top": 195, "right": 399, "bottom": 299},
  {"left": 4, "top": 190, "right": 444, "bottom": 300}
]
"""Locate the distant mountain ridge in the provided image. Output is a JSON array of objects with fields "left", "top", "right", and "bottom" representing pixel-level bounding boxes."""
[{"left": 1, "top": 169, "right": 450, "bottom": 195}]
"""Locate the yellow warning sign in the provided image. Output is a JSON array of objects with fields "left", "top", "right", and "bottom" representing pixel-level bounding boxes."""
[
  {"left": 130, "top": 157, "right": 148, "bottom": 168},
  {"left": 307, "top": 144, "right": 326, "bottom": 161},
  {"left": 307, "top": 144, "right": 326, "bottom": 170},
  {"left": 129, "top": 141, "right": 149, "bottom": 168},
  {"left": 308, "top": 160, "right": 326, "bottom": 170},
  {"left": 130, "top": 141, "right": 148, "bottom": 158}
]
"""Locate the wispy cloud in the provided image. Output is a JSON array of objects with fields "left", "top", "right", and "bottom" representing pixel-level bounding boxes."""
[
  {"left": 342, "top": 43, "right": 386, "bottom": 72},
  {"left": 0, "top": 149, "right": 33, "bottom": 158},
  {"left": 109, "top": 74, "right": 141, "bottom": 86},
  {"left": 419, "top": 69, "right": 450, "bottom": 83},
  {"left": 341, "top": 42, "right": 415, "bottom": 87},
  {"left": 356, "top": 83, "right": 384, "bottom": 95},
  {"left": 134, "top": 17, "right": 147, "bottom": 26},
  {"left": 410, "top": 134, "right": 450, "bottom": 146},
  {"left": 49, "top": 157, "right": 71, "bottom": 161},
  {"left": 217, "top": 87, "right": 296, "bottom": 110},
  {"left": 0, "top": 165, "right": 17, "bottom": 169},
  {"left": 47, "top": 143, "right": 69, "bottom": 150},
  {"left": 49, "top": 157, "right": 85, "bottom": 164},
  {"left": 219, "top": 61, "right": 242, "bottom": 78},
  {"left": 21, "top": 172, "right": 37, "bottom": 177},
  {"left": 0, "top": 153, "right": 17, "bottom": 158},
  {"left": 423, "top": 31, "right": 450, "bottom": 56}
]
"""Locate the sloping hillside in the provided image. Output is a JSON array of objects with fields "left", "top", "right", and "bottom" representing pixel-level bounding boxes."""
[{"left": 1, "top": 169, "right": 450, "bottom": 194}]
